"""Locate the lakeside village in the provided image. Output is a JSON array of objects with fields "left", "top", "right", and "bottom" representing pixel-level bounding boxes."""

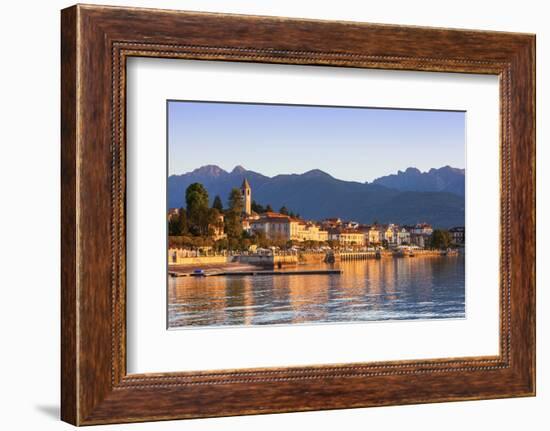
[{"left": 168, "top": 179, "right": 464, "bottom": 272}]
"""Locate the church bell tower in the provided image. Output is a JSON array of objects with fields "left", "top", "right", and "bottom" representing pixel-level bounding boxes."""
[{"left": 241, "top": 178, "right": 251, "bottom": 215}]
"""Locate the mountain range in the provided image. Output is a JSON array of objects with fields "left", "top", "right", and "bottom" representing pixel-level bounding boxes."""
[
  {"left": 167, "top": 165, "right": 465, "bottom": 228},
  {"left": 373, "top": 166, "right": 465, "bottom": 196}
]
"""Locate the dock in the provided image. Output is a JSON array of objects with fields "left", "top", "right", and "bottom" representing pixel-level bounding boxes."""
[{"left": 169, "top": 269, "right": 342, "bottom": 278}]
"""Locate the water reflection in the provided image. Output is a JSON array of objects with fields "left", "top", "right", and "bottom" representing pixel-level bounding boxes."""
[{"left": 168, "top": 256, "right": 465, "bottom": 328}]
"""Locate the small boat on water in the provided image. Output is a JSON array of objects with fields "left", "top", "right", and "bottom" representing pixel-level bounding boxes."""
[{"left": 191, "top": 269, "right": 206, "bottom": 277}]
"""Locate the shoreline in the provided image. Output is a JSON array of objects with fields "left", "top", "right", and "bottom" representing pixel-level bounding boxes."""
[{"left": 168, "top": 252, "right": 462, "bottom": 277}]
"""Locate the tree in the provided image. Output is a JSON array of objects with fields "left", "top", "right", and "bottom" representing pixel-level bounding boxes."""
[
  {"left": 168, "top": 215, "right": 179, "bottom": 236},
  {"left": 168, "top": 235, "right": 184, "bottom": 249},
  {"left": 279, "top": 206, "right": 289, "bottom": 215},
  {"left": 251, "top": 200, "right": 265, "bottom": 214},
  {"left": 228, "top": 237, "right": 240, "bottom": 251},
  {"left": 212, "top": 195, "right": 223, "bottom": 212},
  {"left": 168, "top": 208, "right": 188, "bottom": 236},
  {"left": 214, "top": 237, "right": 228, "bottom": 252},
  {"left": 224, "top": 188, "right": 244, "bottom": 242},
  {"left": 252, "top": 230, "right": 269, "bottom": 248},
  {"left": 240, "top": 238, "right": 252, "bottom": 251},
  {"left": 185, "top": 183, "right": 210, "bottom": 235},
  {"left": 227, "top": 188, "right": 244, "bottom": 214},
  {"left": 265, "top": 204, "right": 273, "bottom": 212},
  {"left": 185, "top": 183, "right": 209, "bottom": 212},
  {"left": 430, "top": 229, "right": 452, "bottom": 249}
]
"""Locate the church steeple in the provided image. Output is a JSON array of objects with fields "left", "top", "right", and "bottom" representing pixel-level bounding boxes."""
[{"left": 241, "top": 178, "right": 251, "bottom": 215}]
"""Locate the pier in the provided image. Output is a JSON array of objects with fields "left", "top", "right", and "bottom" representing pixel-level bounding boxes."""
[
  {"left": 324, "top": 249, "right": 457, "bottom": 263},
  {"left": 338, "top": 251, "right": 379, "bottom": 261},
  {"left": 325, "top": 251, "right": 384, "bottom": 262},
  {"left": 169, "top": 269, "right": 342, "bottom": 278}
]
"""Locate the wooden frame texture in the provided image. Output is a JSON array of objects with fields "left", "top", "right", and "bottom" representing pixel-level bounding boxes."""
[{"left": 61, "top": 4, "right": 536, "bottom": 425}]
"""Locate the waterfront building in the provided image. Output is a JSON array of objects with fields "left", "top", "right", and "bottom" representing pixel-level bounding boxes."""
[
  {"left": 411, "top": 222, "right": 433, "bottom": 236},
  {"left": 410, "top": 233, "right": 431, "bottom": 248},
  {"left": 396, "top": 228, "right": 411, "bottom": 245},
  {"left": 251, "top": 212, "right": 329, "bottom": 243},
  {"left": 383, "top": 224, "right": 397, "bottom": 244},
  {"left": 295, "top": 222, "right": 327, "bottom": 242},
  {"left": 316, "top": 228, "right": 329, "bottom": 242},
  {"left": 367, "top": 226, "right": 381, "bottom": 245},
  {"left": 328, "top": 229, "right": 366, "bottom": 246},
  {"left": 355, "top": 224, "right": 373, "bottom": 245},
  {"left": 339, "top": 230, "right": 366, "bottom": 246},
  {"left": 407, "top": 223, "right": 433, "bottom": 248},
  {"left": 328, "top": 228, "right": 339, "bottom": 242},
  {"left": 241, "top": 212, "right": 260, "bottom": 233},
  {"left": 250, "top": 212, "right": 292, "bottom": 241}
]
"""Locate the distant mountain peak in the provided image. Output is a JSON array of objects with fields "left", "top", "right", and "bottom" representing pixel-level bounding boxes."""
[
  {"left": 403, "top": 167, "right": 421, "bottom": 175},
  {"left": 302, "top": 169, "right": 333, "bottom": 179},
  {"left": 190, "top": 165, "right": 227, "bottom": 177},
  {"left": 232, "top": 165, "right": 247, "bottom": 174}
]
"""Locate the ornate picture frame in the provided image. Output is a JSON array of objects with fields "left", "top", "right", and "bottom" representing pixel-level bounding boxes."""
[{"left": 61, "top": 4, "right": 535, "bottom": 425}]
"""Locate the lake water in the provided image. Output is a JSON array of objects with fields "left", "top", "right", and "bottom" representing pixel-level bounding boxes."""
[{"left": 168, "top": 255, "right": 465, "bottom": 329}]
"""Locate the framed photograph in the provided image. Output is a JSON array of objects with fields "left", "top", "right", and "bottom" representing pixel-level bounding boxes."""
[
  {"left": 61, "top": 4, "right": 536, "bottom": 425},
  {"left": 165, "top": 101, "right": 467, "bottom": 330}
]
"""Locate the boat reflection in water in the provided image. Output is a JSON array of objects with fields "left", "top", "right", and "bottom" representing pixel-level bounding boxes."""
[{"left": 168, "top": 255, "right": 465, "bottom": 329}]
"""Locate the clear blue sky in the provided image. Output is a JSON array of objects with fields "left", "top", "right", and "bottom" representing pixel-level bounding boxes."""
[{"left": 168, "top": 101, "right": 465, "bottom": 182}]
